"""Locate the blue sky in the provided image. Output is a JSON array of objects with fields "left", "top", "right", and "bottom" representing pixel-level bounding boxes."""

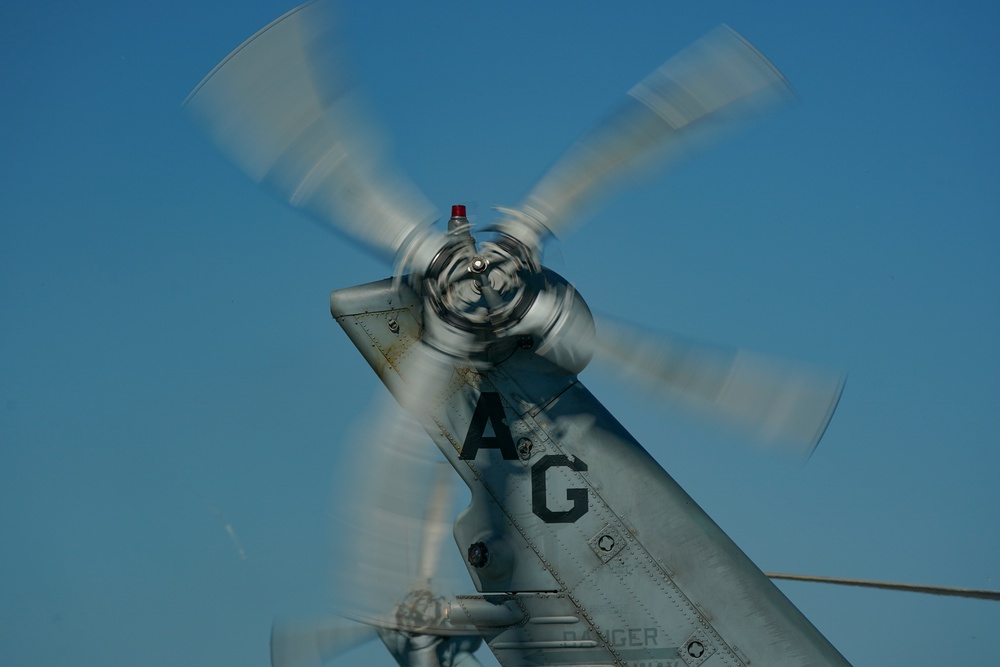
[{"left": 2, "top": 1, "right": 998, "bottom": 665}]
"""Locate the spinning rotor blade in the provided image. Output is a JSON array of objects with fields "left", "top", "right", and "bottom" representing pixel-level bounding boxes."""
[
  {"left": 184, "top": 0, "right": 440, "bottom": 267},
  {"left": 767, "top": 573, "right": 1000, "bottom": 601},
  {"left": 417, "top": 463, "right": 456, "bottom": 585},
  {"left": 334, "top": 397, "right": 466, "bottom": 630},
  {"left": 495, "top": 25, "right": 795, "bottom": 249},
  {"left": 273, "top": 399, "right": 470, "bottom": 666},
  {"left": 590, "top": 317, "right": 845, "bottom": 456},
  {"left": 271, "top": 617, "right": 376, "bottom": 667}
]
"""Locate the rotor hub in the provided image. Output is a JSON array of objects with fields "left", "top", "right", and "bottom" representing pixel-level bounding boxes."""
[
  {"left": 421, "top": 235, "right": 540, "bottom": 338},
  {"left": 468, "top": 256, "right": 488, "bottom": 274},
  {"left": 394, "top": 588, "right": 447, "bottom": 632}
]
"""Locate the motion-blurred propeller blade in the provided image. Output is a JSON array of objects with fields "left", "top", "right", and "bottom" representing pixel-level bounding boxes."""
[
  {"left": 590, "top": 317, "right": 845, "bottom": 456},
  {"left": 275, "top": 397, "right": 472, "bottom": 664},
  {"left": 417, "top": 463, "right": 456, "bottom": 585},
  {"left": 495, "top": 25, "right": 795, "bottom": 250},
  {"left": 767, "top": 573, "right": 1000, "bottom": 601},
  {"left": 271, "top": 617, "right": 376, "bottom": 667},
  {"left": 184, "top": 0, "right": 441, "bottom": 269},
  {"left": 334, "top": 396, "right": 467, "bottom": 630}
]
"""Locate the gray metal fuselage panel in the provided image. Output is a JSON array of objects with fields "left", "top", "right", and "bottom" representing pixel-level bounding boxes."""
[{"left": 330, "top": 278, "right": 852, "bottom": 667}]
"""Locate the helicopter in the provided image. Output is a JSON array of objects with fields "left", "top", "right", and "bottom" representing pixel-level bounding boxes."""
[{"left": 184, "top": 2, "right": 998, "bottom": 666}]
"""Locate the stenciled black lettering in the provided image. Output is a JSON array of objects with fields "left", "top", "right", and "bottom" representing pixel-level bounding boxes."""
[
  {"left": 531, "top": 454, "right": 589, "bottom": 523},
  {"left": 460, "top": 392, "right": 517, "bottom": 460}
]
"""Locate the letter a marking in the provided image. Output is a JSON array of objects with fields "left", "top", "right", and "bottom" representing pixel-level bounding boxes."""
[{"left": 460, "top": 392, "right": 518, "bottom": 460}]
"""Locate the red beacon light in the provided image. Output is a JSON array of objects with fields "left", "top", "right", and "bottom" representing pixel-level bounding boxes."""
[{"left": 448, "top": 204, "right": 470, "bottom": 233}]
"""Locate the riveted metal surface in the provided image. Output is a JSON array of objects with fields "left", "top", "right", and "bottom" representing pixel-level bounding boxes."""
[
  {"left": 332, "top": 277, "right": 852, "bottom": 667},
  {"left": 355, "top": 308, "right": 421, "bottom": 372}
]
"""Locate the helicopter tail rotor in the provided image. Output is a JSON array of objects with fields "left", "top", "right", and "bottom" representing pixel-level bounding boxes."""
[{"left": 185, "top": 0, "right": 827, "bottom": 450}]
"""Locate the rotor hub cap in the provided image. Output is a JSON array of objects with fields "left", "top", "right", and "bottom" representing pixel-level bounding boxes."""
[{"left": 422, "top": 236, "right": 540, "bottom": 336}]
